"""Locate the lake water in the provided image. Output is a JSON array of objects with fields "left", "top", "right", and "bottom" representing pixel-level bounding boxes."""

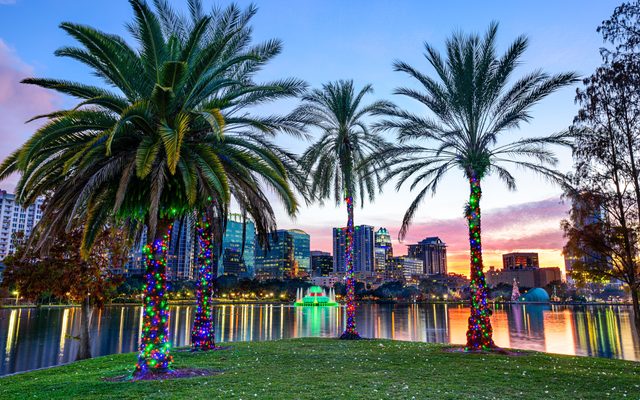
[{"left": 1, "top": 303, "right": 638, "bottom": 376}]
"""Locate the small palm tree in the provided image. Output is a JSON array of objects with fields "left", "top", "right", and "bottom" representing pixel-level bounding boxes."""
[
  {"left": 376, "top": 23, "right": 578, "bottom": 350},
  {"left": 0, "top": 0, "right": 306, "bottom": 374},
  {"left": 294, "top": 80, "right": 391, "bottom": 339}
]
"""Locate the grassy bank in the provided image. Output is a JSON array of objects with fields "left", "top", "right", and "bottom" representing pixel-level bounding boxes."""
[{"left": 1, "top": 338, "right": 638, "bottom": 399}]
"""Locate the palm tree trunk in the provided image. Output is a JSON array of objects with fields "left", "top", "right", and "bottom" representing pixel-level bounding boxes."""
[
  {"left": 76, "top": 295, "right": 92, "bottom": 361},
  {"left": 340, "top": 195, "right": 360, "bottom": 339},
  {"left": 465, "top": 175, "right": 495, "bottom": 350},
  {"left": 134, "top": 218, "right": 174, "bottom": 376},
  {"left": 191, "top": 217, "right": 217, "bottom": 351}
]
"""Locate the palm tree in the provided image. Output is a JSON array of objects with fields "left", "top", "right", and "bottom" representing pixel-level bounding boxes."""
[
  {"left": 0, "top": 0, "right": 306, "bottom": 375},
  {"left": 375, "top": 23, "right": 578, "bottom": 350},
  {"left": 293, "top": 80, "right": 391, "bottom": 339},
  {"left": 149, "top": 0, "right": 309, "bottom": 353}
]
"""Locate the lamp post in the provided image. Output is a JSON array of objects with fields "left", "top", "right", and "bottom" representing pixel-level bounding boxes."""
[{"left": 12, "top": 290, "right": 19, "bottom": 306}]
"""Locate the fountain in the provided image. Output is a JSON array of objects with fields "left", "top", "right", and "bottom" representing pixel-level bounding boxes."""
[{"left": 294, "top": 286, "right": 338, "bottom": 307}]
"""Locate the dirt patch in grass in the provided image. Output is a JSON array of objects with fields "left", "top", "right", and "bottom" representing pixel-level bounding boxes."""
[
  {"left": 443, "top": 346, "right": 528, "bottom": 356},
  {"left": 104, "top": 368, "right": 223, "bottom": 382},
  {"left": 174, "top": 345, "right": 233, "bottom": 353}
]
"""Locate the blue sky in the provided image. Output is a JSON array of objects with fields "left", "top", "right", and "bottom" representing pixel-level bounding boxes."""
[{"left": 0, "top": 0, "right": 620, "bottom": 274}]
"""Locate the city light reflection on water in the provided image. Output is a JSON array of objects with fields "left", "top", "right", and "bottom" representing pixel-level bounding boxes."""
[{"left": 1, "top": 303, "right": 638, "bottom": 376}]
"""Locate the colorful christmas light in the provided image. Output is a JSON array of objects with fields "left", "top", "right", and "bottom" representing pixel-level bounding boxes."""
[
  {"left": 134, "top": 224, "right": 174, "bottom": 375},
  {"left": 340, "top": 196, "right": 360, "bottom": 339},
  {"left": 465, "top": 176, "right": 495, "bottom": 350},
  {"left": 191, "top": 218, "right": 217, "bottom": 351}
]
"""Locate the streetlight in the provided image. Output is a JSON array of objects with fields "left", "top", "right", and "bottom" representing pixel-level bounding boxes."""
[{"left": 12, "top": 290, "right": 19, "bottom": 306}]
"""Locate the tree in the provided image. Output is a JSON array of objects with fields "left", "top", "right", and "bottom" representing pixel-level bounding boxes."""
[
  {"left": 561, "top": 2, "right": 640, "bottom": 336},
  {"left": 2, "top": 228, "right": 125, "bottom": 361},
  {"left": 375, "top": 23, "right": 577, "bottom": 350},
  {"left": 293, "top": 80, "right": 391, "bottom": 339},
  {"left": 0, "top": 0, "right": 305, "bottom": 375}
]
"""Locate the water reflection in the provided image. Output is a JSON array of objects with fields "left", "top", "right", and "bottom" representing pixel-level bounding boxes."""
[{"left": 1, "top": 303, "right": 638, "bottom": 376}]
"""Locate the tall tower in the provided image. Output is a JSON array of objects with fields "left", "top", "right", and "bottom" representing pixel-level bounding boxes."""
[
  {"left": 407, "top": 237, "right": 448, "bottom": 276},
  {"left": 333, "top": 225, "right": 374, "bottom": 277},
  {"left": 0, "top": 191, "right": 44, "bottom": 259},
  {"left": 218, "top": 214, "right": 255, "bottom": 278},
  {"left": 374, "top": 227, "right": 393, "bottom": 279}
]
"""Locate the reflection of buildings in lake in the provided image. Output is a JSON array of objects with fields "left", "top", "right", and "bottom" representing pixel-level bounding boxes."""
[
  {"left": 507, "top": 304, "right": 547, "bottom": 352},
  {"left": 488, "top": 304, "right": 510, "bottom": 348},
  {"left": 2, "top": 304, "right": 640, "bottom": 376},
  {"left": 423, "top": 304, "right": 449, "bottom": 344},
  {"left": 571, "top": 306, "right": 639, "bottom": 360},
  {"left": 446, "top": 305, "right": 469, "bottom": 345},
  {"left": 617, "top": 307, "right": 640, "bottom": 359},
  {"left": 543, "top": 307, "right": 575, "bottom": 356}
]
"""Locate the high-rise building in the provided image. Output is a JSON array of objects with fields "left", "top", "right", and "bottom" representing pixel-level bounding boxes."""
[
  {"left": 0, "top": 191, "right": 44, "bottom": 259},
  {"left": 167, "top": 217, "right": 196, "bottom": 280},
  {"left": 124, "top": 219, "right": 196, "bottom": 280},
  {"left": 255, "top": 229, "right": 310, "bottom": 280},
  {"left": 218, "top": 214, "right": 255, "bottom": 278},
  {"left": 502, "top": 252, "right": 539, "bottom": 270},
  {"left": 564, "top": 193, "right": 609, "bottom": 284},
  {"left": 289, "top": 229, "right": 311, "bottom": 276},
  {"left": 374, "top": 227, "right": 393, "bottom": 279},
  {"left": 333, "top": 225, "right": 374, "bottom": 277},
  {"left": 407, "top": 237, "right": 447, "bottom": 275},
  {"left": 311, "top": 250, "right": 332, "bottom": 277}
]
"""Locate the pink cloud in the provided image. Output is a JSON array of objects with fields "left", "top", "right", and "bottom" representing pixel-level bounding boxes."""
[{"left": 0, "top": 38, "right": 60, "bottom": 190}]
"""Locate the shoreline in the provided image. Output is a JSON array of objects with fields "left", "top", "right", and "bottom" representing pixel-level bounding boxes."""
[{"left": 1, "top": 299, "right": 635, "bottom": 309}]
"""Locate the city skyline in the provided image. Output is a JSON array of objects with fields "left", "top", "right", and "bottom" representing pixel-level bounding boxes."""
[{"left": 0, "top": 1, "right": 612, "bottom": 277}]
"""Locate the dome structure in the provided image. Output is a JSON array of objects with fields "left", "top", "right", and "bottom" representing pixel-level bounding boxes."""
[{"left": 519, "top": 287, "right": 550, "bottom": 303}]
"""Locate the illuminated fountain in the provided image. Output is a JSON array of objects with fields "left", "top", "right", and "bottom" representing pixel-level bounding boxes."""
[{"left": 294, "top": 286, "right": 338, "bottom": 307}]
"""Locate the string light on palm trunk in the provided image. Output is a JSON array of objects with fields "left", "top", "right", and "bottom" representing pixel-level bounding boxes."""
[
  {"left": 343, "top": 196, "right": 359, "bottom": 338},
  {"left": 191, "top": 219, "right": 216, "bottom": 351},
  {"left": 135, "top": 224, "right": 174, "bottom": 375},
  {"left": 465, "top": 176, "right": 495, "bottom": 350}
]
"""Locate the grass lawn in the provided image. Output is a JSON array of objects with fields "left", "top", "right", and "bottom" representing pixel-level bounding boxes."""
[{"left": 1, "top": 338, "right": 638, "bottom": 399}]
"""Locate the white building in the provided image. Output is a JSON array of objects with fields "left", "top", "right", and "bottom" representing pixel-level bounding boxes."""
[
  {"left": 0, "top": 190, "right": 44, "bottom": 259},
  {"left": 311, "top": 275, "right": 341, "bottom": 288}
]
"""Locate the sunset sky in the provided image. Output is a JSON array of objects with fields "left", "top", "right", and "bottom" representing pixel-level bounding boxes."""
[{"left": 0, "top": 1, "right": 620, "bottom": 276}]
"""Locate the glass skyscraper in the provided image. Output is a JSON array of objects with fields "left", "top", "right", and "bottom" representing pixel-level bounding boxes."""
[
  {"left": 333, "top": 225, "right": 375, "bottom": 277},
  {"left": 374, "top": 227, "right": 393, "bottom": 279},
  {"left": 218, "top": 214, "right": 255, "bottom": 278},
  {"left": 255, "top": 229, "right": 310, "bottom": 280}
]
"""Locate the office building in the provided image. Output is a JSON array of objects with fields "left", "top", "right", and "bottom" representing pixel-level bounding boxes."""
[
  {"left": 564, "top": 193, "right": 609, "bottom": 284},
  {"left": 486, "top": 266, "right": 562, "bottom": 288},
  {"left": 289, "top": 229, "right": 311, "bottom": 276},
  {"left": 218, "top": 214, "right": 255, "bottom": 278},
  {"left": 391, "top": 256, "right": 423, "bottom": 282},
  {"left": 374, "top": 227, "right": 393, "bottom": 279},
  {"left": 333, "top": 225, "right": 374, "bottom": 278},
  {"left": 502, "top": 252, "right": 539, "bottom": 270},
  {"left": 311, "top": 250, "right": 333, "bottom": 277},
  {"left": 255, "top": 229, "right": 310, "bottom": 280},
  {"left": 124, "top": 219, "right": 196, "bottom": 280},
  {"left": 0, "top": 191, "right": 44, "bottom": 259},
  {"left": 407, "top": 237, "right": 448, "bottom": 275}
]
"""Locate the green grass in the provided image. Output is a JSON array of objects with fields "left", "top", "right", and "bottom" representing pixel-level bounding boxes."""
[{"left": 1, "top": 338, "right": 638, "bottom": 399}]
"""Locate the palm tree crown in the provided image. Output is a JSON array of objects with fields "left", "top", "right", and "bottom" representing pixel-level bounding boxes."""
[
  {"left": 0, "top": 0, "right": 307, "bottom": 253},
  {"left": 295, "top": 80, "right": 392, "bottom": 206},
  {"left": 377, "top": 22, "right": 579, "bottom": 237}
]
